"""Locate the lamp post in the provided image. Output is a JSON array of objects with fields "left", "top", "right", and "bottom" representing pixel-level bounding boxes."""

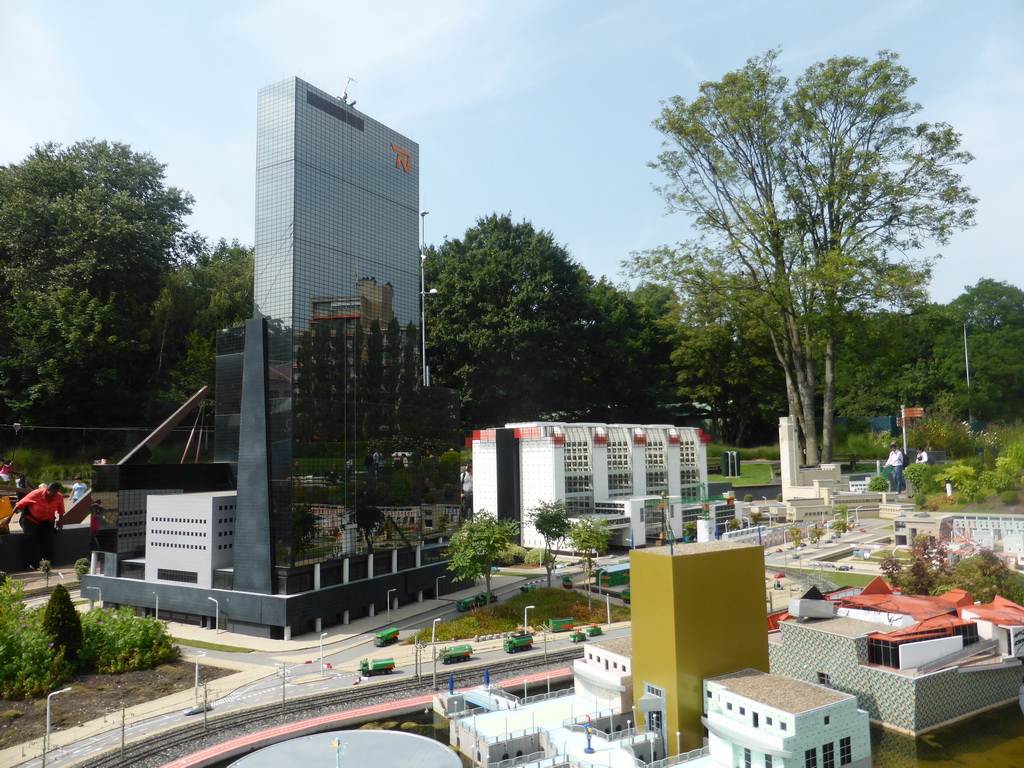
[
  {"left": 676, "top": 731, "right": 682, "bottom": 755},
  {"left": 194, "top": 652, "right": 207, "bottom": 704},
  {"left": 44, "top": 686, "right": 71, "bottom": 766},
  {"left": 432, "top": 617, "right": 441, "bottom": 645},
  {"left": 963, "top": 323, "right": 973, "bottom": 424},
  {"left": 207, "top": 596, "right": 219, "bottom": 632},
  {"left": 387, "top": 588, "right": 397, "bottom": 623},
  {"left": 277, "top": 663, "right": 287, "bottom": 704},
  {"left": 319, "top": 632, "right": 328, "bottom": 675},
  {"left": 524, "top": 604, "right": 535, "bottom": 632},
  {"left": 419, "top": 210, "right": 437, "bottom": 387},
  {"left": 435, "top": 575, "right": 445, "bottom": 600}
]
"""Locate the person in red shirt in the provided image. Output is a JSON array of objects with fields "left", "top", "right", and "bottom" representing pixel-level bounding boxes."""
[{"left": 15, "top": 482, "right": 66, "bottom": 571}]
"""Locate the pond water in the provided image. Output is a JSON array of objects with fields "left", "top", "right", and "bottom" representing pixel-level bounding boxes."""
[{"left": 872, "top": 704, "right": 1024, "bottom": 767}]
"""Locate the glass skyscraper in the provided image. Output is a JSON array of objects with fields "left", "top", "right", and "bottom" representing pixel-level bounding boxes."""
[{"left": 217, "top": 77, "right": 459, "bottom": 608}]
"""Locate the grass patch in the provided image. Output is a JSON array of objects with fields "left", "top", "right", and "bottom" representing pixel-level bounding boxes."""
[
  {"left": 173, "top": 638, "right": 255, "bottom": 653},
  {"left": 407, "top": 587, "right": 628, "bottom": 643},
  {"left": 707, "top": 462, "right": 774, "bottom": 488},
  {"left": 786, "top": 568, "right": 879, "bottom": 588},
  {"left": 872, "top": 550, "right": 909, "bottom": 561}
]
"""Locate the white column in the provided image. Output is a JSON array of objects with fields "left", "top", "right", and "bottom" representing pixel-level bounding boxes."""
[
  {"left": 314, "top": 562, "right": 321, "bottom": 590},
  {"left": 343, "top": 558, "right": 350, "bottom": 584}
]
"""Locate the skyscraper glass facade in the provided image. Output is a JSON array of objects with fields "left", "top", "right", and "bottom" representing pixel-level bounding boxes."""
[{"left": 217, "top": 78, "right": 459, "bottom": 583}]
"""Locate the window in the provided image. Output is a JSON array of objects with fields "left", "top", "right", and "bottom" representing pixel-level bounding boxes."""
[
  {"left": 824, "top": 716, "right": 830, "bottom": 725},
  {"left": 781, "top": 721, "right": 787, "bottom": 731},
  {"left": 805, "top": 747, "right": 818, "bottom": 768},
  {"left": 765, "top": 756, "right": 773, "bottom": 768},
  {"left": 817, "top": 672, "right": 832, "bottom": 687},
  {"left": 823, "top": 742, "right": 835, "bottom": 768},
  {"left": 839, "top": 737, "right": 851, "bottom": 765},
  {"left": 766, "top": 716, "right": 773, "bottom": 726},
  {"left": 744, "top": 748, "right": 751, "bottom": 768},
  {"left": 727, "top": 702, "right": 733, "bottom": 711},
  {"left": 753, "top": 712, "right": 759, "bottom": 728},
  {"left": 740, "top": 707, "right": 746, "bottom": 715}
]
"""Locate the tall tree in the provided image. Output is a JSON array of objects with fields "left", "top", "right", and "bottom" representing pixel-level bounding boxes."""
[
  {"left": 0, "top": 140, "right": 196, "bottom": 429},
  {"left": 633, "top": 50, "right": 976, "bottom": 463},
  {"left": 529, "top": 500, "right": 573, "bottom": 589},
  {"left": 424, "top": 214, "right": 594, "bottom": 428},
  {"left": 446, "top": 511, "right": 520, "bottom": 602}
]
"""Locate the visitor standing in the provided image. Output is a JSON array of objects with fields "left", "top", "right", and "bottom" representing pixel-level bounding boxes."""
[
  {"left": 884, "top": 443, "right": 907, "bottom": 495},
  {"left": 15, "top": 482, "right": 66, "bottom": 570},
  {"left": 0, "top": 458, "right": 14, "bottom": 483},
  {"left": 915, "top": 446, "right": 930, "bottom": 465},
  {"left": 70, "top": 475, "right": 89, "bottom": 504}
]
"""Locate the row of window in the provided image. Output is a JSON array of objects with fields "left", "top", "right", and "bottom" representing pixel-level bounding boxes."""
[
  {"left": 151, "top": 543, "right": 207, "bottom": 550},
  {"left": 803, "top": 737, "right": 852, "bottom": 768}
]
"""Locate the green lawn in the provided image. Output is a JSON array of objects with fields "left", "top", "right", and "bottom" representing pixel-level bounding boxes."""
[
  {"left": 707, "top": 461, "right": 774, "bottom": 488},
  {"left": 786, "top": 568, "right": 879, "bottom": 588}
]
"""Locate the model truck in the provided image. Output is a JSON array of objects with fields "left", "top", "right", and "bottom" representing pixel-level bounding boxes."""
[
  {"left": 569, "top": 630, "right": 587, "bottom": 644},
  {"left": 373, "top": 627, "right": 400, "bottom": 647},
  {"left": 503, "top": 633, "right": 534, "bottom": 653},
  {"left": 585, "top": 624, "right": 603, "bottom": 637},
  {"left": 440, "top": 644, "right": 474, "bottom": 664},
  {"left": 359, "top": 658, "right": 396, "bottom": 676},
  {"left": 456, "top": 596, "right": 477, "bottom": 612},
  {"left": 561, "top": 575, "right": 573, "bottom": 589},
  {"left": 549, "top": 617, "right": 574, "bottom": 632}
]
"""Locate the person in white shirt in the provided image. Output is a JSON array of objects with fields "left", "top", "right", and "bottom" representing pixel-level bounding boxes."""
[{"left": 884, "top": 443, "right": 907, "bottom": 494}]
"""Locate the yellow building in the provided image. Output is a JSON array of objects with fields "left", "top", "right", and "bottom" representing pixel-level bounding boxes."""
[{"left": 631, "top": 541, "right": 769, "bottom": 754}]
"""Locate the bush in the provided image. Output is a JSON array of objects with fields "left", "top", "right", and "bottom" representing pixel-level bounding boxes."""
[
  {"left": 42, "top": 585, "right": 83, "bottom": 664},
  {"left": 78, "top": 608, "right": 179, "bottom": 674},
  {"left": 74, "top": 558, "right": 90, "bottom": 579},
  {"left": 913, "top": 493, "right": 928, "bottom": 509},
  {"left": 1000, "top": 490, "right": 1020, "bottom": 506},
  {"left": 868, "top": 475, "right": 890, "bottom": 493},
  {"left": 495, "top": 544, "right": 527, "bottom": 566},
  {"left": 980, "top": 470, "right": 1014, "bottom": 494},
  {"left": 743, "top": 494, "right": 754, "bottom": 503},
  {"left": 524, "top": 548, "right": 548, "bottom": 566}
]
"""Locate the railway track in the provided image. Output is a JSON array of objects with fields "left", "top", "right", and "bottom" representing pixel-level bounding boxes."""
[{"left": 72, "top": 646, "right": 584, "bottom": 768}]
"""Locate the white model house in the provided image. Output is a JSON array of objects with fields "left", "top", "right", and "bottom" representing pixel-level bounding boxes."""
[{"left": 703, "top": 669, "right": 872, "bottom": 768}]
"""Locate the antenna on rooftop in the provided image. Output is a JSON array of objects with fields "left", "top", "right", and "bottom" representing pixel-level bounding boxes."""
[{"left": 340, "top": 77, "right": 357, "bottom": 105}]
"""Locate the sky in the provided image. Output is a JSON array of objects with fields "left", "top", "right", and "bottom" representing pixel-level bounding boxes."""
[{"left": 1, "top": 0, "right": 1021, "bottom": 304}]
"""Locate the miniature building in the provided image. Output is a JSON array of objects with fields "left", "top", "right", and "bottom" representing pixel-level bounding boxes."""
[
  {"left": 703, "top": 669, "right": 871, "bottom": 768},
  {"left": 631, "top": 541, "right": 770, "bottom": 755},
  {"left": 573, "top": 637, "right": 634, "bottom": 713},
  {"left": 770, "top": 578, "right": 1024, "bottom": 734},
  {"left": 144, "top": 491, "right": 237, "bottom": 589},
  {"left": 473, "top": 422, "right": 736, "bottom": 548}
]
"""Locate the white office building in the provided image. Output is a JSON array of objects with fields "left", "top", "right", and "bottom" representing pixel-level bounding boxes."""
[
  {"left": 472, "top": 422, "right": 733, "bottom": 550},
  {"left": 144, "top": 491, "right": 238, "bottom": 589}
]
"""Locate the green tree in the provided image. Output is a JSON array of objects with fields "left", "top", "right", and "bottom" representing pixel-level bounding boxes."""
[
  {"left": 940, "top": 549, "right": 1024, "bottom": 605},
  {"left": 809, "top": 525, "right": 825, "bottom": 547},
  {"left": 424, "top": 214, "right": 594, "bottom": 427},
  {"left": 567, "top": 517, "right": 612, "bottom": 606},
  {"left": 42, "top": 584, "right": 83, "bottom": 664},
  {"left": 634, "top": 50, "right": 975, "bottom": 464},
  {"left": 788, "top": 527, "right": 804, "bottom": 549},
  {"left": 446, "top": 511, "right": 520, "bottom": 601},
  {"left": 0, "top": 140, "right": 196, "bottom": 429},
  {"left": 881, "top": 534, "right": 948, "bottom": 595},
  {"left": 530, "top": 500, "right": 573, "bottom": 588}
]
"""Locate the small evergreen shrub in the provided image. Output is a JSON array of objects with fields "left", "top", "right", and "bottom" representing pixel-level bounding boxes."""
[
  {"left": 524, "top": 548, "right": 547, "bottom": 566},
  {"left": 1000, "top": 490, "right": 1020, "bottom": 506},
  {"left": 744, "top": 494, "right": 754, "bottom": 503},
  {"left": 74, "top": 558, "right": 90, "bottom": 579},
  {"left": 42, "top": 585, "right": 83, "bottom": 664}
]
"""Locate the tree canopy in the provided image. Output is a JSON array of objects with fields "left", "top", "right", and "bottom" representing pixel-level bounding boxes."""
[
  {"left": 633, "top": 50, "right": 976, "bottom": 462},
  {"left": 446, "top": 511, "right": 519, "bottom": 599},
  {"left": 529, "top": 500, "right": 573, "bottom": 588},
  {"left": 0, "top": 140, "right": 197, "bottom": 428}
]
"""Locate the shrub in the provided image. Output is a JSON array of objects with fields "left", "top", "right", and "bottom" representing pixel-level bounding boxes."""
[
  {"left": 74, "top": 558, "right": 90, "bottom": 579},
  {"left": 868, "top": 475, "right": 890, "bottom": 493},
  {"left": 524, "top": 548, "right": 548, "bottom": 566},
  {"left": 980, "top": 470, "right": 1014, "bottom": 494},
  {"left": 776, "top": 493, "right": 784, "bottom": 502},
  {"left": 42, "top": 585, "right": 83, "bottom": 664},
  {"left": 904, "top": 463, "right": 943, "bottom": 494},
  {"left": 79, "top": 608, "right": 179, "bottom": 674},
  {"left": 743, "top": 494, "right": 754, "bottom": 503},
  {"left": 1000, "top": 490, "right": 1020, "bottom": 506},
  {"left": 913, "top": 493, "right": 927, "bottom": 509}
]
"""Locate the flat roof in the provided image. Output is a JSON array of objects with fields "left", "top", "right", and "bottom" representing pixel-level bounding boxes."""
[
  {"left": 710, "top": 669, "right": 852, "bottom": 714},
  {"left": 591, "top": 637, "right": 632, "bottom": 658},
  {"left": 641, "top": 541, "right": 762, "bottom": 557},
  {"left": 781, "top": 616, "right": 903, "bottom": 638}
]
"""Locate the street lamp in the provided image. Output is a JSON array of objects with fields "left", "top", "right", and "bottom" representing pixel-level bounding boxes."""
[
  {"left": 44, "top": 686, "right": 71, "bottom": 766},
  {"left": 387, "top": 588, "right": 397, "bottom": 623},
  {"left": 207, "top": 596, "right": 219, "bottom": 632},
  {"left": 435, "top": 575, "right": 446, "bottom": 600},
  {"left": 432, "top": 617, "right": 441, "bottom": 645},
  {"left": 524, "top": 604, "right": 535, "bottom": 632},
  {"left": 194, "top": 652, "right": 207, "bottom": 704},
  {"left": 320, "top": 632, "right": 328, "bottom": 675},
  {"left": 419, "top": 210, "right": 437, "bottom": 387}
]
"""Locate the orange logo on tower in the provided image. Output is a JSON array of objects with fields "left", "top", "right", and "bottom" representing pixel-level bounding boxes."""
[{"left": 391, "top": 144, "right": 411, "bottom": 173}]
